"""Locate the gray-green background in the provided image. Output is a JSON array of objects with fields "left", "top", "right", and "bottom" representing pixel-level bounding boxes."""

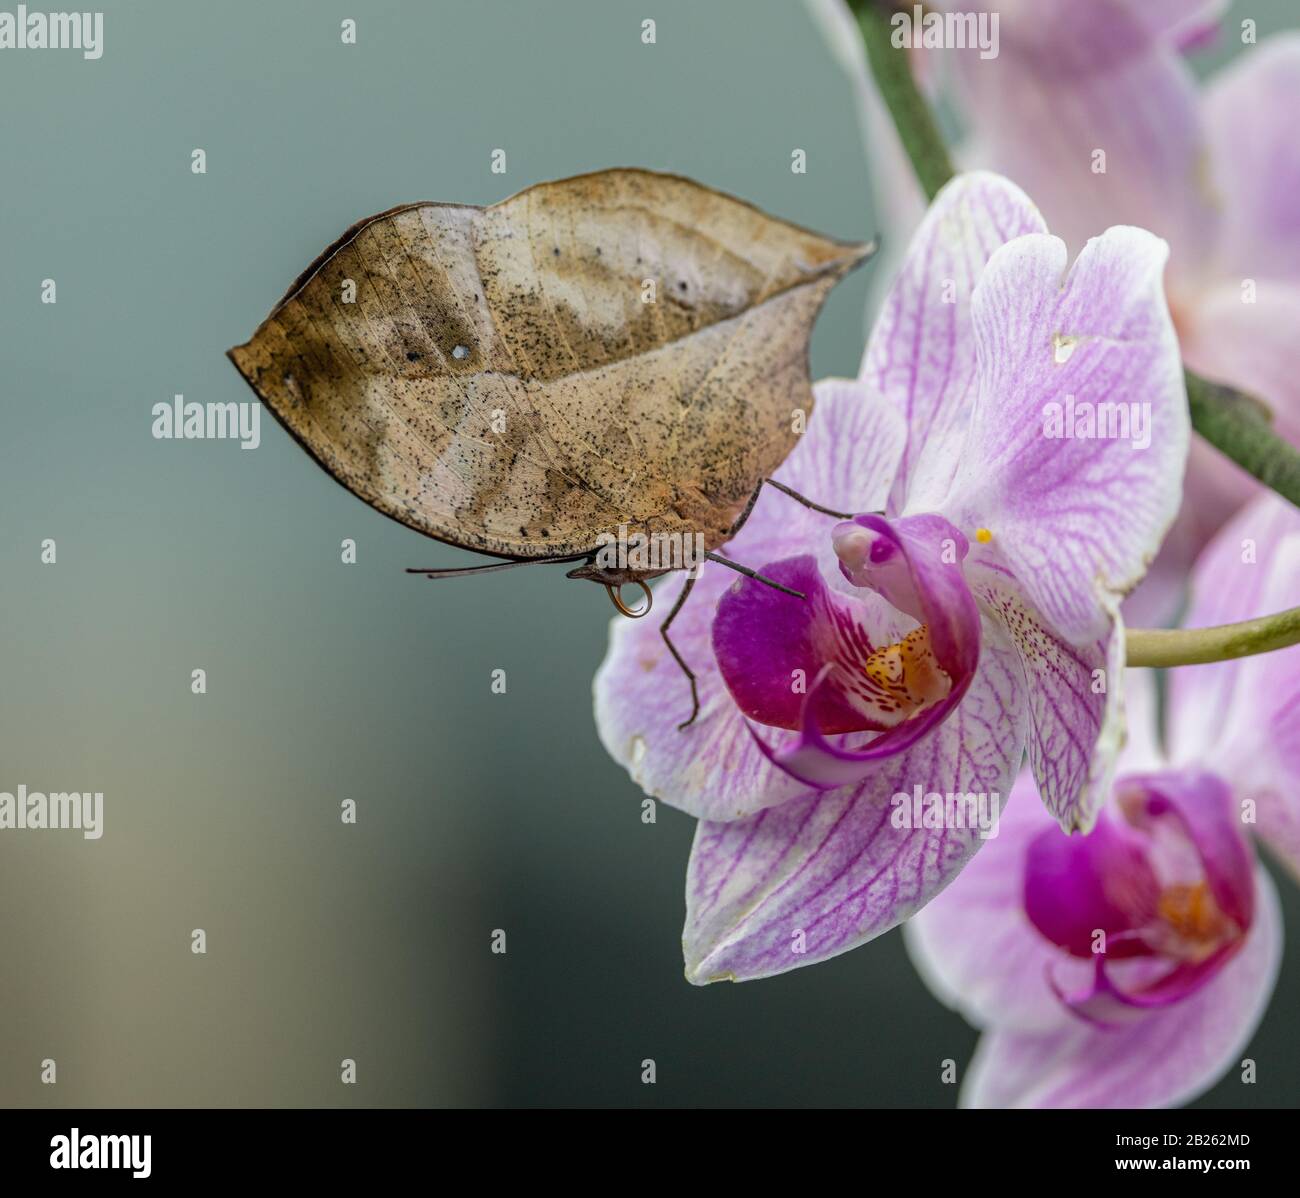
[{"left": 1, "top": 0, "right": 1295, "bottom": 1107}]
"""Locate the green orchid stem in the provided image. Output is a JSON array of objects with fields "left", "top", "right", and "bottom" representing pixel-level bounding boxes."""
[
  {"left": 855, "top": 1, "right": 954, "bottom": 203},
  {"left": 850, "top": 0, "right": 1300, "bottom": 511},
  {"left": 1185, "top": 372, "right": 1300, "bottom": 504},
  {"left": 1126, "top": 606, "right": 1300, "bottom": 667}
]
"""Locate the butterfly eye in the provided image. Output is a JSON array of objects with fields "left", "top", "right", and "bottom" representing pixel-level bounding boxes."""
[{"left": 606, "top": 580, "right": 653, "bottom": 619}]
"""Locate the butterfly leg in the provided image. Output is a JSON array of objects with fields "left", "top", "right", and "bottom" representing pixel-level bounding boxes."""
[
  {"left": 727, "top": 478, "right": 858, "bottom": 540},
  {"left": 704, "top": 552, "right": 805, "bottom": 598},
  {"left": 664, "top": 477, "right": 854, "bottom": 731},
  {"left": 759, "top": 477, "right": 857, "bottom": 520},
  {"left": 660, "top": 572, "right": 701, "bottom": 730}
]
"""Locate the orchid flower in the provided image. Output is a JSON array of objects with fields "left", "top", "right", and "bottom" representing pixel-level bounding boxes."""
[
  {"left": 595, "top": 171, "right": 1188, "bottom": 982},
  {"left": 905, "top": 492, "right": 1300, "bottom": 1107},
  {"left": 809, "top": 0, "right": 1300, "bottom": 620}
]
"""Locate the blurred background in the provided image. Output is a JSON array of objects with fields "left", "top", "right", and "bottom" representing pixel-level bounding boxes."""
[{"left": 0, "top": 0, "right": 1296, "bottom": 1107}]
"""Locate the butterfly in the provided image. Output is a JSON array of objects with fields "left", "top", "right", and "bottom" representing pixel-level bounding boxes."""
[{"left": 228, "top": 169, "right": 874, "bottom": 727}]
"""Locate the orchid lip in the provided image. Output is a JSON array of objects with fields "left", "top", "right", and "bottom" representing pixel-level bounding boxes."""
[
  {"left": 712, "top": 513, "right": 982, "bottom": 791},
  {"left": 1025, "top": 769, "right": 1255, "bottom": 1028}
]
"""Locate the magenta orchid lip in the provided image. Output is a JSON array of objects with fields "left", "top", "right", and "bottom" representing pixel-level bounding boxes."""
[
  {"left": 1027, "top": 770, "right": 1254, "bottom": 1027},
  {"left": 713, "top": 513, "right": 979, "bottom": 791}
]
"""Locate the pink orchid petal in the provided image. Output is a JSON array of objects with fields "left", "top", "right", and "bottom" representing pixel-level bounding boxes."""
[
  {"left": 1119, "top": 439, "right": 1261, "bottom": 628},
  {"left": 1168, "top": 494, "right": 1300, "bottom": 878},
  {"left": 1123, "top": 0, "right": 1228, "bottom": 50},
  {"left": 593, "top": 383, "right": 905, "bottom": 822},
  {"left": 968, "top": 559, "right": 1125, "bottom": 833},
  {"left": 1117, "top": 666, "right": 1167, "bottom": 774},
  {"left": 683, "top": 624, "right": 1026, "bottom": 983},
  {"left": 951, "top": 225, "right": 1189, "bottom": 646},
  {"left": 931, "top": 0, "right": 1228, "bottom": 52},
  {"left": 1202, "top": 35, "right": 1300, "bottom": 284},
  {"left": 859, "top": 171, "right": 1046, "bottom": 515},
  {"left": 935, "top": 0, "right": 1217, "bottom": 290},
  {"left": 904, "top": 770, "right": 1095, "bottom": 1033},
  {"left": 1182, "top": 280, "right": 1300, "bottom": 446}
]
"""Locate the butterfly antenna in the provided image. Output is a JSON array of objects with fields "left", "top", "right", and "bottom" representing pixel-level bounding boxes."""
[
  {"left": 704, "top": 552, "right": 805, "bottom": 599},
  {"left": 407, "top": 553, "right": 589, "bottom": 580}
]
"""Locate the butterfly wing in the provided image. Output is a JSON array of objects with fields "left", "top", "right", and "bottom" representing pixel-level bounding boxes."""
[{"left": 228, "top": 169, "right": 872, "bottom": 558}]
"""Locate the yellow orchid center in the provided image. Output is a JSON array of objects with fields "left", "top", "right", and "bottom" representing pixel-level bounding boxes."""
[
  {"left": 1157, "top": 881, "right": 1232, "bottom": 957},
  {"left": 862, "top": 625, "right": 951, "bottom": 715}
]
